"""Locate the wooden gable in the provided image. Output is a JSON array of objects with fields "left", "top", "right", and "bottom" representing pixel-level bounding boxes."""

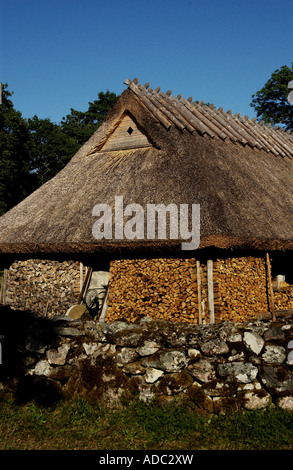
[{"left": 101, "top": 114, "right": 152, "bottom": 151}]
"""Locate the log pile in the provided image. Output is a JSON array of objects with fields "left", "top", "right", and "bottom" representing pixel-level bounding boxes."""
[
  {"left": 215, "top": 256, "right": 269, "bottom": 322},
  {"left": 106, "top": 258, "right": 209, "bottom": 324},
  {"left": 106, "top": 256, "right": 273, "bottom": 324},
  {"left": 6, "top": 255, "right": 293, "bottom": 325},
  {"left": 6, "top": 259, "right": 82, "bottom": 318},
  {"left": 274, "top": 288, "right": 293, "bottom": 311}
]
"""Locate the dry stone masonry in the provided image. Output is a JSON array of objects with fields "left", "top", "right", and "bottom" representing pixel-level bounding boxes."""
[{"left": 2, "top": 313, "right": 293, "bottom": 413}]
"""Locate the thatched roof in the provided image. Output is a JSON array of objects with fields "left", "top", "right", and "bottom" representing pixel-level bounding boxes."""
[{"left": 1, "top": 78, "right": 293, "bottom": 255}]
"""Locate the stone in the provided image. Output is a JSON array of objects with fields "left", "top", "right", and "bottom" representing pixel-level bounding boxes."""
[
  {"left": 277, "top": 396, "right": 293, "bottom": 411},
  {"left": 104, "top": 320, "right": 133, "bottom": 335},
  {"left": 34, "top": 359, "right": 51, "bottom": 376},
  {"left": 116, "top": 347, "right": 138, "bottom": 367},
  {"left": 261, "top": 345, "right": 286, "bottom": 364},
  {"left": 228, "top": 352, "right": 245, "bottom": 362},
  {"left": 227, "top": 333, "right": 242, "bottom": 343},
  {"left": 46, "top": 343, "right": 70, "bottom": 365},
  {"left": 243, "top": 331, "right": 264, "bottom": 355},
  {"left": 202, "top": 380, "right": 235, "bottom": 397},
  {"left": 188, "top": 348, "right": 201, "bottom": 361},
  {"left": 287, "top": 350, "right": 293, "bottom": 365},
  {"left": 83, "top": 343, "right": 116, "bottom": 364},
  {"left": 145, "top": 367, "right": 164, "bottom": 383},
  {"left": 264, "top": 327, "right": 285, "bottom": 342},
  {"left": 157, "top": 350, "right": 187, "bottom": 373},
  {"left": 138, "top": 386, "right": 155, "bottom": 403},
  {"left": 53, "top": 326, "right": 82, "bottom": 337},
  {"left": 156, "top": 371, "right": 194, "bottom": 395},
  {"left": 49, "top": 365, "right": 73, "bottom": 381},
  {"left": 136, "top": 340, "right": 160, "bottom": 356},
  {"left": 201, "top": 338, "right": 229, "bottom": 356},
  {"left": 187, "top": 359, "right": 216, "bottom": 383},
  {"left": 141, "top": 350, "right": 187, "bottom": 373},
  {"left": 83, "top": 322, "right": 109, "bottom": 342},
  {"left": 259, "top": 365, "right": 293, "bottom": 395},
  {"left": 218, "top": 362, "right": 258, "bottom": 384},
  {"left": 83, "top": 342, "right": 101, "bottom": 356},
  {"left": 122, "top": 362, "right": 145, "bottom": 375},
  {"left": 114, "top": 330, "right": 144, "bottom": 347},
  {"left": 242, "top": 390, "right": 271, "bottom": 410}
]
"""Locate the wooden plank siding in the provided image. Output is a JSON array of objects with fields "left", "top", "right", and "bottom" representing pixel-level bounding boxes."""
[{"left": 101, "top": 115, "right": 152, "bottom": 151}]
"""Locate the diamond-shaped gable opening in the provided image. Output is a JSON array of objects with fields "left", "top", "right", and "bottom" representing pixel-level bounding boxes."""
[{"left": 101, "top": 115, "right": 153, "bottom": 151}]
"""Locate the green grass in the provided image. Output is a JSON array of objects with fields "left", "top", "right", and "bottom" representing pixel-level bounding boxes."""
[{"left": 1, "top": 396, "right": 293, "bottom": 450}]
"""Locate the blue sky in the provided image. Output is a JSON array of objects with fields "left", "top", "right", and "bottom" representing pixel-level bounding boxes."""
[{"left": 1, "top": 0, "right": 292, "bottom": 124}]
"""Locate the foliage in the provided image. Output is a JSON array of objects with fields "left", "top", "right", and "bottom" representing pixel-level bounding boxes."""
[
  {"left": 0, "top": 85, "right": 119, "bottom": 215},
  {"left": 0, "top": 84, "right": 37, "bottom": 215},
  {"left": 250, "top": 63, "right": 293, "bottom": 131}
]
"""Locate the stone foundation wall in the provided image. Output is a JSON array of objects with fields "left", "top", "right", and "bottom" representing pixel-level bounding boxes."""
[{"left": 2, "top": 314, "right": 293, "bottom": 413}]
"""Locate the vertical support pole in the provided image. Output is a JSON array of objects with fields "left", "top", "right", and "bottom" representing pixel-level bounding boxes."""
[
  {"left": 266, "top": 253, "right": 276, "bottom": 321},
  {"left": 207, "top": 260, "right": 215, "bottom": 324},
  {"left": 196, "top": 261, "right": 202, "bottom": 324},
  {"left": 0, "top": 269, "right": 8, "bottom": 305},
  {"left": 80, "top": 262, "right": 84, "bottom": 293},
  {"left": 78, "top": 267, "right": 92, "bottom": 304}
]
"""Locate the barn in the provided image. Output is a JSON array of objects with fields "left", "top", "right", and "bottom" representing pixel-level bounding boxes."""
[{"left": 1, "top": 78, "right": 293, "bottom": 324}]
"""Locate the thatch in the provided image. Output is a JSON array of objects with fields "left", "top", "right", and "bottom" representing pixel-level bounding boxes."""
[{"left": 1, "top": 78, "right": 293, "bottom": 255}]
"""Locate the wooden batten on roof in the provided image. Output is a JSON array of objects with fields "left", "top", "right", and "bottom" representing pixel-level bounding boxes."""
[{"left": 124, "top": 78, "right": 293, "bottom": 158}]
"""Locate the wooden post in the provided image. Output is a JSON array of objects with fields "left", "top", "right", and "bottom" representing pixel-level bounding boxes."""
[
  {"left": 0, "top": 269, "right": 8, "bottom": 305},
  {"left": 196, "top": 261, "right": 202, "bottom": 324},
  {"left": 80, "top": 262, "right": 84, "bottom": 293},
  {"left": 266, "top": 253, "right": 276, "bottom": 321},
  {"left": 207, "top": 260, "right": 215, "bottom": 324},
  {"left": 78, "top": 267, "right": 93, "bottom": 304}
]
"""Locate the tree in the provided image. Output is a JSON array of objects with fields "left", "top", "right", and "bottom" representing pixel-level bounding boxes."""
[
  {"left": 60, "top": 90, "right": 119, "bottom": 148},
  {"left": 29, "top": 90, "right": 119, "bottom": 185},
  {"left": 26, "top": 115, "right": 78, "bottom": 186},
  {"left": 250, "top": 63, "right": 293, "bottom": 131},
  {"left": 0, "top": 86, "right": 119, "bottom": 214},
  {"left": 0, "top": 84, "right": 36, "bottom": 215}
]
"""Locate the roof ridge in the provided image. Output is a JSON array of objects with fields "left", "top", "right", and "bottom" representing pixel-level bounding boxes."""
[{"left": 124, "top": 78, "right": 293, "bottom": 158}]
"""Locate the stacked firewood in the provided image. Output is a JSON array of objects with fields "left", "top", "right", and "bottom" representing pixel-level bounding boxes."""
[
  {"left": 106, "top": 256, "right": 272, "bottom": 324},
  {"left": 6, "top": 259, "right": 81, "bottom": 317},
  {"left": 215, "top": 256, "right": 269, "bottom": 321},
  {"left": 106, "top": 258, "right": 209, "bottom": 324},
  {"left": 274, "top": 288, "right": 293, "bottom": 310}
]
